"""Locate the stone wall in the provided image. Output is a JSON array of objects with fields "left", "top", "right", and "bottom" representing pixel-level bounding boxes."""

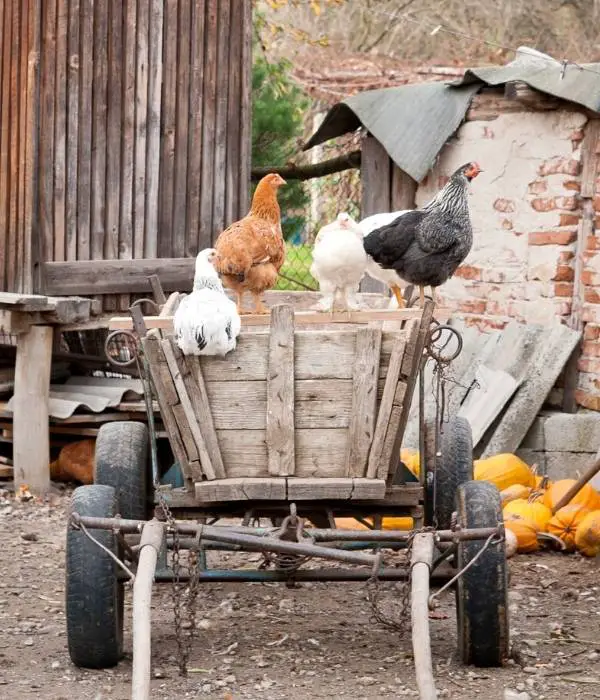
[{"left": 415, "top": 109, "right": 600, "bottom": 409}]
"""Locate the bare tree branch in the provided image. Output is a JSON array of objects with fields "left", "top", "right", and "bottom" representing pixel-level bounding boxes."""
[{"left": 251, "top": 150, "right": 361, "bottom": 182}]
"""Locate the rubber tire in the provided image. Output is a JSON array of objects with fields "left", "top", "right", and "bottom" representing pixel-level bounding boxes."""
[
  {"left": 95, "top": 421, "right": 149, "bottom": 520},
  {"left": 455, "top": 480, "right": 509, "bottom": 667},
  {"left": 425, "top": 416, "right": 474, "bottom": 529},
  {"left": 66, "top": 485, "right": 124, "bottom": 669}
]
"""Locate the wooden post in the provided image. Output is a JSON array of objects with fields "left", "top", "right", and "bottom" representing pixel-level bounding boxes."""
[
  {"left": 563, "top": 119, "right": 600, "bottom": 412},
  {"left": 13, "top": 325, "right": 54, "bottom": 494},
  {"left": 359, "top": 135, "right": 418, "bottom": 295},
  {"left": 360, "top": 135, "right": 390, "bottom": 294}
]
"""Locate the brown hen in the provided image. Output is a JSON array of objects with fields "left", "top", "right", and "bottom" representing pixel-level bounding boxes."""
[{"left": 213, "top": 173, "right": 286, "bottom": 314}]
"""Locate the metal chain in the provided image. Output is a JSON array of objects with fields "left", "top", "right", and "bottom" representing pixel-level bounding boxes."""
[{"left": 134, "top": 343, "right": 196, "bottom": 677}]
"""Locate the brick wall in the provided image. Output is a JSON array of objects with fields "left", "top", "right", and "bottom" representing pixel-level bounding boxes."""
[{"left": 415, "top": 109, "right": 600, "bottom": 409}]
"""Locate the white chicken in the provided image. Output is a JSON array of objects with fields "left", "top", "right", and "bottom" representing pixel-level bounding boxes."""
[
  {"left": 310, "top": 212, "right": 367, "bottom": 312},
  {"left": 359, "top": 209, "right": 410, "bottom": 308},
  {"left": 173, "top": 248, "right": 241, "bottom": 357}
]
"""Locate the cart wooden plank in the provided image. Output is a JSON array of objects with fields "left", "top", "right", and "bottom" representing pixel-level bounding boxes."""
[
  {"left": 195, "top": 477, "right": 286, "bottom": 502},
  {"left": 345, "top": 326, "right": 382, "bottom": 477},
  {"left": 287, "top": 478, "right": 386, "bottom": 501},
  {"left": 109, "top": 307, "right": 440, "bottom": 331},
  {"left": 161, "top": 337, "right": 216, "bottom": 480},
  {"left": 182, "top": 354, "right": 226, "bottom": 479},
  {"left": 266, "top": 305, "right": 295, "bottom": 476},
  {"left": 367, "top": 331, "right": 408, "bottom": 479}
]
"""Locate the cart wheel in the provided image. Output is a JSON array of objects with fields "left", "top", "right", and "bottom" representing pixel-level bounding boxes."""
[
  {"left": 95, "top": 421, "right": 149, "bottom": 520},
  {"left": 455, "top": 480, "right": 509, "bottom": 667},
  {"left": 425, "top": 416, "right": 473, "bottom": 529},
  {"left": 66, "top": 485, "right": 124, "bottom": 669}
]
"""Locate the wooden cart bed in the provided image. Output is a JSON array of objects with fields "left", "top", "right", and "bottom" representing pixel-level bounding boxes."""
[{"left": 136, "top": 296, "right": 433, "bottom": 505}]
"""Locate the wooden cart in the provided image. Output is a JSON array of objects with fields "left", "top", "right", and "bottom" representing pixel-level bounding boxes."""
[{"left": 65, "top": 292, "right": 509, "bottom": 700}]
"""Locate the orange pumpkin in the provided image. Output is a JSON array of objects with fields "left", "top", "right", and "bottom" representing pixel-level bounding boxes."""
[
  {"left": 503, "top": 499, "right": 552, "bottom": 532},
  {"left": 500, "top": 484, "right": 532, "bottom": 506},
  {"left": 575, "top": 510, "right": 600, "bottom": 557},
  {"left": 504, "top": 519, "right": 539, "bottom": 553},
  {"left": 547, "top": 504, "right": 590, "bottom": 551},
  {"left": 542, "top": 479, "right": 600, "bottom": 512}
]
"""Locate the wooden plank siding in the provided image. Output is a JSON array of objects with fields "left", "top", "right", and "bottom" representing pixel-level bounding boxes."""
[
  {"left": 0, "top": 0, "right": 41, "bottom": 294},
  {"left": 0, "top": 0, "right": 252, "bottom": 301}
]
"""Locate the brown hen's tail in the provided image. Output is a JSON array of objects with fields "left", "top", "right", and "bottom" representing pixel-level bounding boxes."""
[{"left": 213, "top": 249, "right": 250, "bottom": 282}]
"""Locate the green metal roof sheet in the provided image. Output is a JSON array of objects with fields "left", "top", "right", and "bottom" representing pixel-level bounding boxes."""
[{"left": 303, "top": 55, "right": 600, "bottom": 183}]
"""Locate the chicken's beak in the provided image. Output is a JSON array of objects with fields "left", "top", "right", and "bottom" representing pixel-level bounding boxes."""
[{"left": 277, "top": 175, "right": 287, "bottom": 186}]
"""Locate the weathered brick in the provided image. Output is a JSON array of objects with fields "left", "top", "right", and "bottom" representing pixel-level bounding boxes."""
[
  {"left": 538, "top": 158, "right": 581, "bottom": 176},
  {"left": 559, "top": 250, "right": 575, "bottom": 263},
  {"left": 553, "top": 265, "right": 574, "bottom": 282},
  {"left": 531, "top": 198, "right": 556, "bottom": 212},
  {"left": 581, "top": 270, "right": 600, "bottom": 286},
  {"left": 578, "top": 356, "right": 600, "bottom": 373},
  {"left": 575, "top": 390, "right": 600, "bottom": 411},
  {"left": 586, "top": 235, "right": 600, "bottom": 251},
  {"left": 493, "top": 198, "right": 515, "bottom": 213},
  {"left": 563, "top": 180, "right": 581, "bottom": 192},
  {"left": 461, "top": 315, "right": 508, "bottom": 331},
  {"left": 585, "top": 287, "right": 600, "bottom": 304},
  {"left": 485, "top": 300, "right": 511, "bottom": 315},
  {"left": 594, "top": 195, "right": 600, "bottom": 212},
  {"left": 554, "top": 282, "right": 574, "bottom": 297},
  {"left": 581, "top": 304, "right": 600, "bottom": 323},
  {"left": 455, "top": 265, "right": 482, "bottom": 281},
  {"left": 559, "top": 213, "right": 580, "bottom": 226},
  {"left": 582, "top": 340, "right": 600, "bottom": 357},
  {"left": 557, "top": 195, "right": 579, "bottom": 210},
  {"left": 528, "top": 180, "right": 547, "bottom": 195},
  {"left": 455, "top": 299, "right": 487, "bottom": 314},
  {"left": 528, "top": 230, "right": 577, "bottom": 246},
  {"left": 584, "top": 323, "right": 600, "bottom": 341}
]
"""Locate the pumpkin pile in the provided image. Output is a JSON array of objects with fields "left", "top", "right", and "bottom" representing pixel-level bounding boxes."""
[{"left": 398, "top": 449, "right": 600, "bottom": 558}]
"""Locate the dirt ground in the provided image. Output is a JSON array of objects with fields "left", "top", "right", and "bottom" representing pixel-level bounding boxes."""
[{"left": 2, "top": 487, "right": 600, "bottom": 700}]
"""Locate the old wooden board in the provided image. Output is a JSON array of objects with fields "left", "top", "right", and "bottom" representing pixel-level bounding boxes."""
[
  {"left": 194, "top": 477, "right": 386, "bottom": 502},
  {"left": 195, "top": 477, "right": 286, "bottom": 502},
  {"left": 108, "top": 307, "right": 440, "bottom": 330},
  {"left": 457, "top": 365, "right": 520, "bottom": 446},
  {"left": 287, "top": 478, "right": 386, "bottom": 501},
  {"left": 344, "top": 326, "right": 382, "bottom": 477},
  {"left": 481, "top": 322, "right": 581, "bottom": 457},
  {"left": 367, "top": 331, "right": 407, "bottom": 479},
  {"left": 266, "top": 305, "right": 295, "bottom": 476},
  {"left": 216, "top": 428, "right": 349, "bottom": 479},
  {"left": 161, "top": 337, "right": 216, "bottom": 480}
]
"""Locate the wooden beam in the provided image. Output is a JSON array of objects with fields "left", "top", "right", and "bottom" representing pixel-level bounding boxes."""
[
  {"left": 504, "top": 81, "right": 561, "bottom": 110},
  {"left": 12, "top": 325, "right": 53, "bottom": 493},
  {"left": 109, "top": 307, "right": 445, "bottom": 331},
  {"left": 250, "top": 150, "right": 361, "bottom": 182},
  {"left": 266, "top": 304, "right": 295, "bottom": 476},
  {"left": 345, "top": 326, "right": 382, "bottom": 477},
  {"left": 367, "top": 331, "right": 408, "bottom": 479},
  {"left": 563, "top": 120, "right": 600, "bottom": 412},
  {"left": 360, "top": 134, "right": 390, "bottom": 295}
]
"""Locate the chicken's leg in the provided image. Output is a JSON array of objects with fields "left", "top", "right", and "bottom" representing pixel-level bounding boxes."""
[
  {"left": 391, "top": 284, "right": 405, "bottom": 309},
  {"left": 235, "top": 290, "right": 244, "bottom": 315},
  {"left": 251, "top": 292, "right": 269, "bottom": 315},
  {"left": 419, "top": 285, "right": 425, "bottom": 308}
]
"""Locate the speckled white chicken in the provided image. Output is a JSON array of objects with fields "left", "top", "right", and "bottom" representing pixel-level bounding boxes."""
[
  {"left": 310, "top": 212, "right": 367, "bottom": 312},
  {"left": 173, "top": 248, "right": 241, "bottom": 357}
]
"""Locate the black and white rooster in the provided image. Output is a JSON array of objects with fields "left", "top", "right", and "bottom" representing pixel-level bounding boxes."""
[
  {"left": 173, "top": 248, "right": 241, "bottom": 357},
  {"left": 361, "top": 162, "right": 481, "bottom": 307}
]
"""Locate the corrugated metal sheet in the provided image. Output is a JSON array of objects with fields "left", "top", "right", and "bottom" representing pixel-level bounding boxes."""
[
  {"left": 455, "top": 61, "right": 600, "bottom": 114},
  {"left": 303, "top": 53, "right": 600, "bottom": 183},
  {"left": 304, "top": 82, "right": 479, "bottom": 182}
]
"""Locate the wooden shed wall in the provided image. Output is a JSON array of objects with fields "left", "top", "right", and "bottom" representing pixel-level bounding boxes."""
[
  {"left": 0, "top": 0, "right": 39, "bottom": 295},
  {"left": 0, "top": 0, "right": 252, "bottom": 301}
]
